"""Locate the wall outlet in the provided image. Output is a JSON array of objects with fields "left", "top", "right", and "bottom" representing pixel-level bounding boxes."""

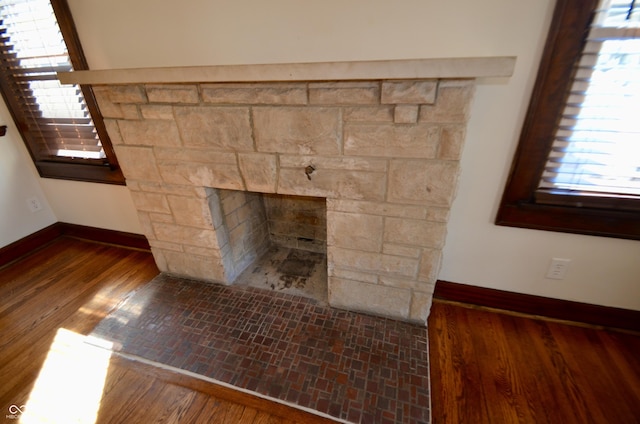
[
  {"left": 546, "top": 258, "right": 571, "bottom": 280},
  {"left": 26, "top": 196, "right": 43, "bottom": 213}
]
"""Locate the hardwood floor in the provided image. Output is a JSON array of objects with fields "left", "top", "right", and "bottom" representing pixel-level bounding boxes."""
[
  {"left": 0, "top": 237, "right": 332, "bottom": 423},
  {"left": 428, "top": 301, "right": 640, "bottom": 423},
  {"left": 2, "top": 236, "right": 639, "bottom": 423}
]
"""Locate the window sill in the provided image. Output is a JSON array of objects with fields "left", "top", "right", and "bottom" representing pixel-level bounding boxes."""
[
  {"left": 496, "top": 201, "right": 640, "bottom": 241},
  {"left": 36, "top": 161, "right": 125, "bottom": 185}
]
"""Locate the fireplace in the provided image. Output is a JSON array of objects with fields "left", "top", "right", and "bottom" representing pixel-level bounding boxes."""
[
  {"left": 211, "top": 189, "right": 328, "bottom": 302},
  {"left": 63, "top": 58, "right": 515, "bottom": 323}
]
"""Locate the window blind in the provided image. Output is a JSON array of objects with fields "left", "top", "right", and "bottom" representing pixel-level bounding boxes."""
[
  {"left": 538, "top": 0, "right": 640, "bottom": 203},
  {"left": 0, "top": 0, "right": 105, "bottom": 160}
]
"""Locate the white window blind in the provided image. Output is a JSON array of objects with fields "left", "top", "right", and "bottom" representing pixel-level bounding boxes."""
[
  {"left": 0, "top": 0, "right": 105, "bottom": 160},
  {"left": 539, "top": 0, "right": 640, "bottom": 198}
]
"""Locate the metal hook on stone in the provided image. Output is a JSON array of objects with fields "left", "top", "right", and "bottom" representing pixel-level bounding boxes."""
[{"left": 305, "top": 165, "right": 315, "bottom": 180}]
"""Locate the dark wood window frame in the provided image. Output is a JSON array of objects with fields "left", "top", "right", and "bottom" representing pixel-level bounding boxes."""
[
  {"left": 0, "top": 0, "right": 124, "bottom": 185},
  {"left": 496, "top": 0, "right": 640, "bottom": 240}
]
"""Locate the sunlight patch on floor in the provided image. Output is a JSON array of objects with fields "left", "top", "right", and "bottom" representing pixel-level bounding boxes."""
[{"left": 20, "top": 329, "right": 113, "bottom": 424}]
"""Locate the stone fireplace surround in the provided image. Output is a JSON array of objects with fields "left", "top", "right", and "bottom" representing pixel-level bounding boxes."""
[{"left": 64, "top": 58, "right": 514, "bottom": 324}]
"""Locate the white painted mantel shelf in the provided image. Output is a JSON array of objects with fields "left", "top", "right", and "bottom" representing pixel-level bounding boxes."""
[{"left": 58, "top": 57, "right": 516, "bottom": 85}]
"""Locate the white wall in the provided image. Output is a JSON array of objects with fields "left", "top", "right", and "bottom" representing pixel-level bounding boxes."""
[
  {"left": 67, "top": 0, "right": 530, "bottom": 69},
  {"left": 0, "top": 100, "right": 57, "bottom": 247},
  {"left": 38, "top": 179, "right": 142, "bottom": 234},
  {"left": 9, "top": 0, "right": 637, "bottom": 310}
]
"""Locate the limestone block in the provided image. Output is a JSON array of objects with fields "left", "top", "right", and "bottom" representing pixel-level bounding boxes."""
[
  {"left": 118, "top": 119, "right": 181, "bottom": 146},
  {"left": 135, "top": 181, "right": 203, "bottom": 197},
  {"left": 201, "top": 83, "right": 307, "bottom": 104},
  {"left": 141, "top": 105, "right": 174, "bottom": 120},
  {"left": 174, "top": 106, "right": 253, "bottom": 151},
  {"left": 167, "top": 195, "right": 214, "bottom": 228},
  {"left": 425, "top": 207, "right": 451, "bottom": 223},
  {"left": 387, "top": 159, "right": 459, "bottom": 207},
  {"left": 161, "top": 250, "right": 228, "bottom": 283},
  {"left": 343, "top": 106, "right": 394, "bottom": 122},
  {"left": 410, "top": 290, "right": 434, "bottom": 324},
  {"left": 344, "top": 123, "right": 439, "bottom": 158},
  {"left": 93, "top": 92, "right": 139, "bottom": 119},
  {"left": 146, "top": 84, "right": 199, "bottom": 104},
  {"left": 154, "top": 148, "right": 236, "bottom": 164},
  {"left": 238, "top": 153, "right": 277, "bottom": 193},
  {"left": 148, "top": 212, "right": 174, "bottom": 223},
  {"left": 150, "top": 247, "right": 168, "bottom": 272},
  {"left": 129, "top": 191, "right": 170, "bottom": 214},
  {"left": 253, "top": 107, "right": 340, "bottom": 155},
  {"left": 329, "top": 266, "right": 379, "bottom": 284},
  {"left": 327, "top": 211, "right": 383, "bottom": 252},
  {"left": 329, "top": 247, "right": 419, "bottom": 278},
  {"left": 119, "top": 104, "right": 141, "bottom": 120},
  {"left": 279, "top": 155, "right": 387, "bottom": 172},
  {"left": 326, "top": 199, "right": 427, "bottom": 220},
  {"left": 381, "top": 80, "right": 437, "bottom": 104},
  {"left": 379, "top": 275, "right": 426, "bottom": 291},
  {"left": 329, "top": 277, "right": 410, "bottom": 320},
  {"left": 382, "top": 243, "right": 422, "bottom": 259},
  {"left": 113, "top": 145, "right": 161, "bottom": 182},
  {"left": 148, "top": 239, "right": 183, "bottom": 252},
  {"left": 278, "top": 168, "right": 386, "bottom": 201},
  {"left": 93, "top": 88, "right": 125, "bottom": 119},
  {"left": 309, "top": 82, "right": 379, "bottom": 105},
  {"left": 102, "top": 85, "right": 147, "bottom": 104},
  {"left": 438, "top": 125, "right": 466, "bottom": 160},
  {"left": 418, "top": 248, "right": 443, "bottom": 283},
  {"left": 384, "top": 217, "right": 447, "bottom": 249},
  {"left": 152, "top": 222, "right": 220, "bottom": 249},
  {"left": 158, "top": 161, "right": 245, "bottom": 191},
  {"left": 135, "top": 211, "right": 156, "bottom": 239},
  {"left": 419, "top": 81, "right": 475, "bottom": 123},
  {"left": 394, "top": 105, "right": 419, "bottom": 124},
  {"left": 103, "top": 120, "right": 123, "bottom": 145},
  {"left": 184, "top": 245, "right": 223, "bottom": 259}
]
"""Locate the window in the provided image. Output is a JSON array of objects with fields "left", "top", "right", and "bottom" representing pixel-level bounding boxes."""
[
  {"left": 0, "top": 0, "right": 124, "bottom": 184},
  {"left": 496, "top": 0, "right": 640, "bottom": 240}
]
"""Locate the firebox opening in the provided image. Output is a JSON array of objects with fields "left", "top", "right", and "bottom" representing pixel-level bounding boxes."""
[{"left": 210, "top": 188, "right": 327, "bottom": 303}]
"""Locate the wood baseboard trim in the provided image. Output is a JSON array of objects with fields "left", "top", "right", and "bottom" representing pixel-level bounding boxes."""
[
  {"left": 0, "top": 224, "right": 64, "bottom": 267},
  {"left": 434, "top": 280, "right": 640, "bottom": 333},
  {"left": 0, "top": 222, "right": 150, "bottom": 268},
  {"left": 59, "top": 222, "right": 150, "bottom": 251}
]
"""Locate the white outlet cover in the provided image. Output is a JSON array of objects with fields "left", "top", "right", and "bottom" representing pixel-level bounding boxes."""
[
  {"left": 546, "top": 258, "right": 571, "bottom": 280},
  {"left": 26, "top": 196, "right": 43, "bottom": 213}
]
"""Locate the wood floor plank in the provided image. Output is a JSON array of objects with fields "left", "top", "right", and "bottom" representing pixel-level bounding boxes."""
[
  {"left": 497, "top": 315, "right": 567, "bottom": 424},
  {"left": 189, "top": 397, "right": 228, "bottom": 423},
  {"left": 428, "top": 301, "right": 640, "bottom": 423},
  {"left": 467, "top": 307, "right": 529, "bottom": 423},
  {"left": 1, "top": 237, "right": 332, "bottom": 424},
  {"left": 549, "top": 321, "right": 638, "bottom": 423},
  {"left": 428, "top": 302, "right": 487, "bottom": 423}
]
